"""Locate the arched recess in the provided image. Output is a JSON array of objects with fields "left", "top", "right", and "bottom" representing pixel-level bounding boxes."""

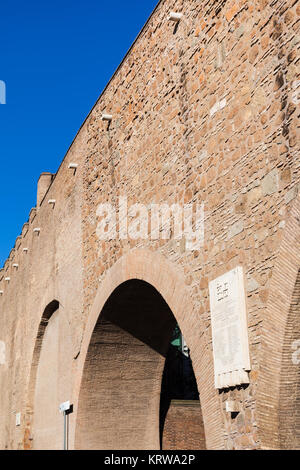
[
  {"left": 72, "top": 249, "right": 224, "bottom": 450},
  {"left": 23, "top": 300, "right": 60, "bottom": 449},
  {"left": 257, "top": 194, "right": 300, "bottom": 449}
]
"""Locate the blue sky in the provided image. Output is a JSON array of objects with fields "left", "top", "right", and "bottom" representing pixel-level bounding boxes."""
[{"left": 0, "top": 0, "right": 159, "bottom": 267}]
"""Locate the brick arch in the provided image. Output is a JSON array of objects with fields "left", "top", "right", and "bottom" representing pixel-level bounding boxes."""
[
  {"left": 71, "top": 248, "right": 224, "bottom": 450},
  {"left": 257, "top": 194, "right": 300, "bottom": 449},
  {"left": 23, "top": 298, "right": 60, "bottom": 449}
]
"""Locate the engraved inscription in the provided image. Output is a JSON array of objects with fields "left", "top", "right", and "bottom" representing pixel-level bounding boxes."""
[{"left": 209, "top": 267, "right": 251, "bottom": 389}]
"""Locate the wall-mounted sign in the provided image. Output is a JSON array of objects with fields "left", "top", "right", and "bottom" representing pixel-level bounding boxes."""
[{"left": 209, "top": 266, "right": 251, "bottom": 389}]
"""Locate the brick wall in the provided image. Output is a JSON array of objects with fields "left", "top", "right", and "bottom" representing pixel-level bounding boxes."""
[
  {"left": 0, "top": 0, "right": 299, "bottom": 450},
  {"left": 162, "top": 400, "right": 206, "bottom": 450}
]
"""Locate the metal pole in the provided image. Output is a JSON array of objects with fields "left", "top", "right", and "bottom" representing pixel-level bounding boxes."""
[
  {"left": 66, "top": 412, "right": 69, "bottom": 450},
  {"left": 63, "top": 411, "right": 67, "bottom": 450},
  {"left": 60, "top": 401, "right": 71, "bottom": 449}
]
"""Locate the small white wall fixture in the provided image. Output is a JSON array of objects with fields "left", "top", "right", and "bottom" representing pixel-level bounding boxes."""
[
  {"left": 68, "top": 163, "right": 78, "bottom": 170},
  {"left": 169, "top": 12, "right": 182, "bottom": 22},
  {"left": 101, "top": 113, "right": 112, "bottom": 121},
  {"left": 225, "top": 400, "right": 241, "bottom": 413}
]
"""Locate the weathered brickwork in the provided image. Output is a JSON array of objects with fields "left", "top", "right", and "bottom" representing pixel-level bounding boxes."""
[
  {"left": 0, "top": 0, "right": 299, "bottom": 450},
  {"left": 279, "top": 270, "right": 300, "bottom": 449},
  {"left": 162, "top": 400, "right": 206, "bottom": 450}
]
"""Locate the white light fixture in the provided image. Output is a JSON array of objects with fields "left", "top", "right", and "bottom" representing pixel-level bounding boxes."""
[
  {"left": 5, "top": 277, "right": 10, "bottom": 283},
  {"left": 0, "top": 291, "right": 4, "bottom": 295},
  {"left": 33, "top": 228, "right": 40, "bottom": 234},
  {"left": 169, "top": 12, "right": 182, "bottom": 22},
  {"left": 48, "top": 199, "right": 56, "bottom": 206},
  {"left": 68, "top": 163, "right": 78, "bottom": 170},
  {"left": 101, "top": 113, "right": 112, "bottom": 121},
  {"left": 23, "top": 248, "right": 28, "bottom": 253},
  {"left": 12, "top": 264, "right": 19, "bottom": 269}
]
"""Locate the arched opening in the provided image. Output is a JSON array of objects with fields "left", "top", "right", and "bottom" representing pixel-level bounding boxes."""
[
  {"left": 24, "top": 300, "right": 61, "bottom": 450},
  {"left": 279, "top": 269, "right": 300, "bottom": 449},
  {"left": 75, "top": 279, "right": 205, "bottom": 450}
]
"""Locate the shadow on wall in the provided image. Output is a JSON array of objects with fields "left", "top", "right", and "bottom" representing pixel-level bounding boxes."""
[{"left": 100, "top": 279, "right": 177, "bottom": 355}]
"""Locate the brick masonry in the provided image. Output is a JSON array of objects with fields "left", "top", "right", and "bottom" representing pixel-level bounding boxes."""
[
  {"left": 162, "top": 400, "right": 206, "bottom": 450},
  {"left": 0, "top": 0, "right": 299, "bottom": 450}
]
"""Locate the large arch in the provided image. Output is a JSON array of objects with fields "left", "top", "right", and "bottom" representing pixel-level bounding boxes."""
[
  {"left": 76, "top": 279, "right": 180, "bottom": 449},
  {"left": 72, "top": 249, "right": 224, "bottom": 450},
  {"left": 257, "top": 194, "right": 300, "bottom": 449}
]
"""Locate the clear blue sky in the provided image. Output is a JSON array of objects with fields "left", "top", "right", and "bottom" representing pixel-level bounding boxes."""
[{"left": 0, "top": 0, "right": 159, "bottom": 267}]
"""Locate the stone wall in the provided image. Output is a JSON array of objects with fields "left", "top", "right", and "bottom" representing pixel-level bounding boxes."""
[{"left": 0, "top": 0, "right": 299, "bottom": 450}]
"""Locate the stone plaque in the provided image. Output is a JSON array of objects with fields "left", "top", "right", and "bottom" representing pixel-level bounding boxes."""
[{"left": 209, "top": 266, "right": 251, "bottom": 389}]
